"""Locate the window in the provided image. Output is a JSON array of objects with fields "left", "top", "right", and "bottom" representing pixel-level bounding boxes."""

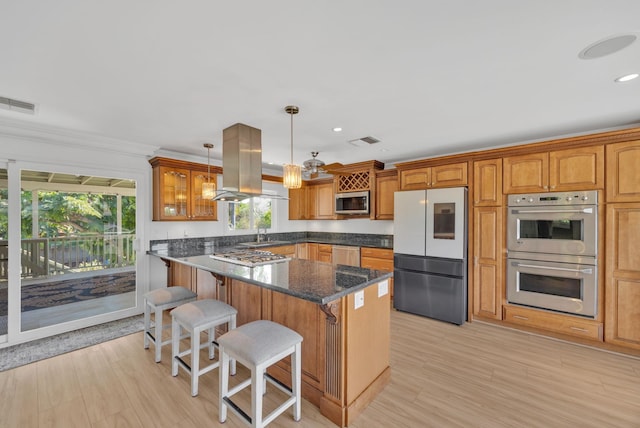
[{"left": 227, "top": 197, "right": 272, "bottom": 232}]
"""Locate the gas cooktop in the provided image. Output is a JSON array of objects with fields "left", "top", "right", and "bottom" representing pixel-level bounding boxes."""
[{"left": 209, "top": 250, "right": 291, "bottom": 267}]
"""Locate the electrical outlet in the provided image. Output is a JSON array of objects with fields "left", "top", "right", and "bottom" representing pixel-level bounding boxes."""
[
  {"left": 354, "top": 290, "right": 365, "bottom": 309},
  {"left": 378, "top": 280, "right": 389, "bottom": 297}
]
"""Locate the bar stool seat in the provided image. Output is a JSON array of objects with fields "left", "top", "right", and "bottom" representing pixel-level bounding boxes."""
[
  {"left": 171, "top": 299, "right": 237, "bottom": 396},
  {"left": 144, "top": 286, "right": 197, "bottom": 362},
  {"left": 218, "top": 320, "right": 303, "bottom": 428}
]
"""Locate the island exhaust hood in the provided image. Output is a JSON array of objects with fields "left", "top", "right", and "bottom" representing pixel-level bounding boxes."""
[{"left": 213, "top": 122, "right": 285, "bottom": 201}]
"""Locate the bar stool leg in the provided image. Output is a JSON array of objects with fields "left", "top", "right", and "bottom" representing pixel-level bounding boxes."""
[
  {"left": 143, "top": 300, "right": 151, "bottom": 349},
  {"left": 171, "top": 319, "right": 180, "bottom": 377},
  {"left": 208, "top": 326, "right": 215, "bottom": 360},
  {"left": 252, "top": 364, "right": 265, "bottom": 428},
  {"left": 293, "top": 342, "right": 301, "bottom": 421},
  {"left": 154, "top": 307, "right": 163, "bottom": 362},
  {"left": 191, "top": 327, "right": 201, "bottom": 397},
  {"left": 230, "top": 316, "right": 237, "bottom": 376},
  {"left": 219, "top": 348, "right": 229, "bottom": 423}
]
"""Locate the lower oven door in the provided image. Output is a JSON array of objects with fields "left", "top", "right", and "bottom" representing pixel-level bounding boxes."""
[{"left": 507, "top": 257, "right": 597, "bottom": 317}]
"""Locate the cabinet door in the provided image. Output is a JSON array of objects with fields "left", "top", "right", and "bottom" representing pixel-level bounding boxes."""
[
  {"left": 262, "top": 245, "right": 296, "bottom": 258},
  {"left": 399, "top": 167, "right": 430, "bottom": 190},
  {"left": 318, "top": 244, "right": 332, "bottom": 263},
  {"left": 154, "top": 166, "right": 190, "bottom": 220},
  {"left": 288, "top": 187, "right": 307, "bottom": 220},
  {"left": 430, "top": 162, "right": 468, "bottom": 188},
  {"left": 375, "top": 174, "right": 397, "bottom": 219},
  {"left": 503, "top": 153, "right": 549, "bottom": 193},
  {"left": 549, "top": 145, "right": 604, "bottom": 191},
  {"left": 605, "top": 203, "right": 640, "bottom": 349},
  {"left": 190, "top": 171, "right": 218, "bottom": 220},
  {"left": 194, "top": 268, "right": 217, "bottom": 300},
  {"left": 315, "top": 182, "right": 335, "bottom": 219},
  {"left": 307, "top": 243, "right": 319, "bottom": 261},
  {"left": 472, "top": 206, "right": 503, "bottom": 319},
  {"left": 229, "top": 279, "right": 263, "bottom": 326},
  {"left": 606, "top": 140, "right": 640, "bottom": 202},
  {"left": 169, "top": 262, "right": 194, "bottom": 290},
  {"left": 473, "top": 159, "right": 502, "bottom": 206}
]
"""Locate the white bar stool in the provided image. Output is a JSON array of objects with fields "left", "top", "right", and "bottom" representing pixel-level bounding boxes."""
[
  {"left": 143, "top": 286, "right": 197, "bottom": 362},
  {"left": 170, "top": 299, "right": 237, "bottom": 397},
  {"left": 218, "top": 320, "right": 303, "bottom": 428}
]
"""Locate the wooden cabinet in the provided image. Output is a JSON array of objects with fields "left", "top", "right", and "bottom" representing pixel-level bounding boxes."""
[
  {"left": 168, "top": 263, "right": 217, "bottom": 300},
  {"left": 503, "top": 146, "right": 603, "bottom": 194},
  {"left": 374, "top": 170, "right": 397, "bottom": 220},
  {"left": 318, "top": 244, "right": 333, "bottom": 263},
  {"left": 472, "top": 206, "right": 503, "bottom": 319},
  {"left": 360, "top": 247, "right": 394, "bottom": 298},
  {"left": 262, "top": 244, "right": 296, "bottom": 258},
  {"left": 605, "top": 203, "right": 640, "bottom": 349},
  {"left": 606, "top": 140, "right": 640, "bottom": 202},
  {"left": 288, "top": 186, "right": 308, "bottom": 220},
  {"left": 503, "top": 305, "right": 603, "bottom": 341},
  {"left": 399, "top": 162, "right": 467, "bottom": 190},
  {"left": 473, "top": 159, "right": 502, "bottom": 206},
  {"left": 288, "top": 180, "right": 335, "bottom": 220},
  {"left": 150, "top": 157, "right": 220, "bottom": 221}
]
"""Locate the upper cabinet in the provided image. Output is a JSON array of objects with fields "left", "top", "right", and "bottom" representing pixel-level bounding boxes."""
[
  {"left": 397, "top": 162, "right": 468, "bottom": 191},
  {"left": 473, "top": 158, "right": 502, "bottom": 206},
  {"left": 503, "top": 146, "right": 604, "bottom": 194},
  {"left": 288, "top": 180, "right": 335, "bottom": 220},
  {"left": 374, "top": 170, "right": 397, "bottom": 220},
  {"left": 150, "top": 157, "right": 221, "bottom": 221},
  {"left": 606, "top": 140, "right": 640, "bottom": 202}
]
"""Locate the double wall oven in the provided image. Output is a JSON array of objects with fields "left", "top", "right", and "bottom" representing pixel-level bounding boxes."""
[{"left": 506, "top": 190, "right": 598, "bottom": 318}]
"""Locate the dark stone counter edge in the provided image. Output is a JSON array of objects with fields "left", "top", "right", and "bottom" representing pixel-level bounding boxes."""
[{"left": 149, "top": 251, "right": 393, "bottom": 305}]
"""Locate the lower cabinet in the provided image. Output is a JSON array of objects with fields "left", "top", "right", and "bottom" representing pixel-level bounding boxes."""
[
  {"left": 503, "top": 305, "right": 603, "bottom": 341},
  {"left": 360, "top": 247, "right": 394, "bottom": 298},
  {"left": 472, "top": 206, "right": 503, "bottom": 320},
  {"left": 168, "top": 263, "right": 217, "bottom": 300},
  {"left": 261, "top": 244, "right": 296, "bottom": 258},
  {"left": 605, "top": 203, "right": 640, "bottom": 349}
]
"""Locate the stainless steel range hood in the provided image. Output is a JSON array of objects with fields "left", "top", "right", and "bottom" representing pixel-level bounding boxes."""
[{"left": 213, "top": 122, "right": 285, "bottom": 201}]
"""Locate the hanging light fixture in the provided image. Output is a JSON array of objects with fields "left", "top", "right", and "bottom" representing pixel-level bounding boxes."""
[
  {"left": 202, "top": 143, "right": 216, "bottom": 199},
  {"left": 282, "top": 105, "right": 302, "bottom": 189}
]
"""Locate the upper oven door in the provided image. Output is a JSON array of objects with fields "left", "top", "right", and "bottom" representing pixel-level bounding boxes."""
[{"left": 507, "top": 204, "right": 597, "bottom": 256}]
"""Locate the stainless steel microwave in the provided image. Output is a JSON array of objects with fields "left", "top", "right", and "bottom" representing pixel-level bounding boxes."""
[{"left": 335, "top": 191, "right": 369, "bottom": 214}]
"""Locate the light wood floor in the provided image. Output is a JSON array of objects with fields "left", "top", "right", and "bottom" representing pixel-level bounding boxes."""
[{"left": 1, "top": 310, "right": 639, "bottom": 427}]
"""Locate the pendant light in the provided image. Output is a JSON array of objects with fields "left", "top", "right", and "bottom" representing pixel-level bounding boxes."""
[
  {"left": 282, "top": 105, "right": 302, "bottom": 189},
  {"left": 202, "top": 143, "right": 216, "bottom": 199}
]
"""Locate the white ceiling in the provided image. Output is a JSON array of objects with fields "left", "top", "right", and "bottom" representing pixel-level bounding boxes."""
[{"left": 1, "top": 1, "right": 640, "bottom": 169}]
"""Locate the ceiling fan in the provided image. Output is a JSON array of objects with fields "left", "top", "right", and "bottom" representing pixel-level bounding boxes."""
[{"left": 302, "top": 152, "right": 343, "bottom": 179}]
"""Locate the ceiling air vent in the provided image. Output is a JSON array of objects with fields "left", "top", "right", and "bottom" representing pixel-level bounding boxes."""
[
  {"left": 0, "top": 96, "right": 36, "bottom": 114},
  {"left": 348, "top": 136, "right": 380, "bottom": 147}
]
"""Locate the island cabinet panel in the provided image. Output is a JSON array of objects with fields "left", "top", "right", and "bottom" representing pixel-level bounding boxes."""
[
  {"left": 266, "top": 291, "right": 326, "bottom": 401},
  {"left": 227, "top": 279, "right": 264, "bottom": 326},
  {"left": 606, "top": 140, "right": 640, "bottom": 202},
  {"left": 472, "top": 206, "right": 503, "bottom": 320},
  {"left": 605, "top": 203, "right": 640, "bottom": 349}
]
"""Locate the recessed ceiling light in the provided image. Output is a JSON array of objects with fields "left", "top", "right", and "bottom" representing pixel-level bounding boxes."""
[
  {"left": 332, "top": 127, "right": 342, "bottom": 132},
  {"left": 615, "top": 73, "right": 639, "bottom": 83}
]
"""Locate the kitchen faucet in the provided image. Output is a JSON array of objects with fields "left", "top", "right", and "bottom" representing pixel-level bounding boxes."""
[{"left": 257, "top": 226, "right": 268, "bottom": 243}]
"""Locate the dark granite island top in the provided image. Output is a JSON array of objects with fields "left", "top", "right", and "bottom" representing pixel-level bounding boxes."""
[{"left": 148, "top": 251, "right": 392, "bottom": 305}]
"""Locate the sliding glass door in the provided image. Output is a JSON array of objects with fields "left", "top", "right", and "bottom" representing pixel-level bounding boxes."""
[
  {"left": 18, "top": 169, "right": 137, "bottom": 331},
  {"left": 0, "top": 166, "right": 7, "bottom": 338}
]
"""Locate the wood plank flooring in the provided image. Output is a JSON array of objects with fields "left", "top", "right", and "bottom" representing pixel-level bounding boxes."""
[{"left": 1, "top": 310, "right": 639, "bottom": 427}]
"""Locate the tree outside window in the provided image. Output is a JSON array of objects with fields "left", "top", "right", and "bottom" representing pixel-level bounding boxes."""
[{"left": 227, "top": 197, "right": 272, "bottom": 232}]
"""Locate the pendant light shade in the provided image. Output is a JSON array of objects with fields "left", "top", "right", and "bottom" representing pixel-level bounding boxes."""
[
  {"left": 202, "top": 143, "right": 216, "bottom": 199},
  {"left": 283, "top": 105, "right": 302, "bottom": 189}
]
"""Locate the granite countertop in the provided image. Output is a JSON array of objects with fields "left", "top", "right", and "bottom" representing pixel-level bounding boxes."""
[
  {"left": 239, "top": 237, "right": 393, "bottom": 250},
  {"left": 149, "top": 251, "right": 393, "bottom": 305}
]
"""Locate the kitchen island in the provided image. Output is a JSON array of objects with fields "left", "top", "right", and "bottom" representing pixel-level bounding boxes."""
[{"left": 149, "top": 250, "right": 393, "bottom": 427}]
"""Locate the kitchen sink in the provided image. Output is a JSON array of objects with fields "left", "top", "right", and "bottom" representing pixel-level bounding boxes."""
[{"left": 237, "top": 240, "right": 291, "bottom": 248}]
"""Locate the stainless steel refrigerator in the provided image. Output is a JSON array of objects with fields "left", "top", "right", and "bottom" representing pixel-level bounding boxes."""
[{"left": 393, "top": 187, "right": 467, "bottom": 325}]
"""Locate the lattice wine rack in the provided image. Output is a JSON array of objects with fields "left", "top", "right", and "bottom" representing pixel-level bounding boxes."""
[{"left": 337, "top": 171, "right": 371, "bottom": 192}]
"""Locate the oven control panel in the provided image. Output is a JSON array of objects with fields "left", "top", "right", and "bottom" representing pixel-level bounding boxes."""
[{"left": 508, "top": 190, "right": 598, "bottom": 206}]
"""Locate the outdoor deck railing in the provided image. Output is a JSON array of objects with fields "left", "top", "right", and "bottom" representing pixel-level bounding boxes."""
[{"left": 0, "top": 233, "right": 137, "bottom": 279}]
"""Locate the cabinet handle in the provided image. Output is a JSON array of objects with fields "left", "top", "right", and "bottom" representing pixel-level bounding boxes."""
[
  {"left": 513, "top": 315, "right": 529, "bottom": 321},
  {"left": 570, "top": 326, "right": 589, "bottom": 333}
]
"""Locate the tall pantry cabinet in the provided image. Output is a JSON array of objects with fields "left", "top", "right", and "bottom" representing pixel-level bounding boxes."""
[
  {"left": 605, "top": 140, "right": 640, "bottom": 350},
  {"left": 471, "top": 158, "right": 504, "bottom": 320}
]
